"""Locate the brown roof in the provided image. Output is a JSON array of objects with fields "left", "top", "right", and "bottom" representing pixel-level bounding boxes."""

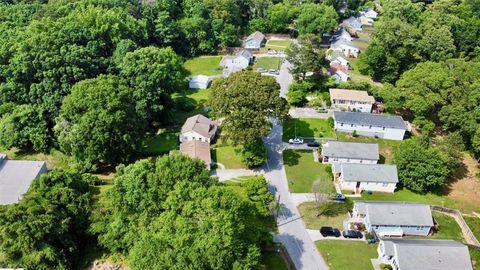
[
  {"left": 329, "top": 88, "right": 375, "bottom": 103},
  {"left": 180, "top": 140, "right": 211, "bottom": 167},
  {"left": 181, "top": 114, "right": 217, "bottom": 139}
]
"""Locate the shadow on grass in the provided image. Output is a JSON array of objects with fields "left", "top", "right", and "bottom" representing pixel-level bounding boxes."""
[
  {"left": 282, "top": 149, "right": 302, "bottom": 167},
  {"left": 284, "top": 119, "right": 315, "bottom": 139}
]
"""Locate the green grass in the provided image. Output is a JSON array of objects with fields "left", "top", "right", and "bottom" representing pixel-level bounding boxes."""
[
  {"left": 212, "top": 143, "right": 246, "bottom": 169},
  {"left": 0, "top": 147, "right": 71, "bottom": 170},
  {"left": 261, "top": 250, "right": 288, "bottom": 270},
  {"left": 283, "top": 118, "right": 336, "bottom": 142},
  {"left": 430, "top": 212, "right": 464, "bottom": 242},
  {"left": 265, "top": 39, "right": 292, "bottom": 50},
  {"left": 141, "top": 129, "right": 179, "bottom": 155},
  {"left": 184, "top": 56, "right": 222, "bottom": 76},
  {"left": 470, "top": 247, "right": 480, "bottom": 270},
  {"left": 254, "top": 57, "right": 281, "bottom": 70},
  {"left": 464, "top": 216, "right": 480, "bottom": 242},
  {"left": 171, "top": 88, "right": 212, "bottom": 125},
  {"left": 336, "top": 132, "right": 401, "bottom": 164},
  {"left": 283, "top": 150, "right": 335, "bottom": 193},
  {"left": 316, "top": 241, "right": 378, "bottom": 270},
  {"left": 298, "top": 201, "right": 351, "bottom": 229}
]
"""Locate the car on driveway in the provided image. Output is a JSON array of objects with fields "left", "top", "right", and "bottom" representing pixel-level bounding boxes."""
[
  {"left": 320, "top": 227, "right": 341, "bottom": 237},
  {"left": 256, "top": 68, "right": 267, "bottom": 73},
  {"left": 268, "top": 69, "right": 280, "bottom": 75},
  {"left": 332, "top": 193, "right": 346, "bottom": 201},
  {"left": 288, "top": 137, "right": 304, "bottom": 144},
  {"left": 307, "top": 141, "right": 320, "bottom": 147},
  {"left": 342, "top": 230, "right": 363, "bottom": 239}
]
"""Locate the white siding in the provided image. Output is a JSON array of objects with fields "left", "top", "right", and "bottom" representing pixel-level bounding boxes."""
[
  {"left": 340, "top": 179, "right": 396, "bottom": 193},
  {"left": 334, "top": 121, "right": 406, "bottom": 140},
  {"left": 323, "top": 157, "right": 377, "bottom": 165},
  {"left": 366, "top": 224, "right": 431, "bottom": 237},
  {"left": 331, "top": 99, "right": 373, "bottom": 113},
  {"left": 179, "top": 131, "right": 210, "bottom": 143}
]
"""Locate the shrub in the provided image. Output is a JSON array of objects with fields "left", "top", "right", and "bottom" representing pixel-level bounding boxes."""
[
  {"left": 352, "top": 130, "right": 358, "bottom": 137},
  {"left": 327, "top": 117, "right": 334, "bottom": 128},
  {"left": 240, "top": 140, "right": 267, "bottom": 168},
  {"left": 175, "top": 97, "right": 196, "bottom": 112}
]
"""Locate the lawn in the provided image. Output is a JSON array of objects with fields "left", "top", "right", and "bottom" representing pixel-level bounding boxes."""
[
  {"left": 261, "top": 250, "right": 288, "bottom": 270},
  {"left": 465, "top": 216, "right": 480, "bottom": 241},
  {"left": 316, "top": 240, "right": 378, "bottom": 270},
  {"left": 298, "top": 201, "right": 351, "bottom": 230},
  {"left": 283, "top": 118, "right": 336, "bottom": 142},
  {"left": 471, "top": 247, "right": 480, "bottom": 270},
  {"left": 430, "top": 212, "right": 464, "bottom": 242},
  {"left": 212, "top": 143, "right": 246, "bottom": 169},
  {"left": 336, "top": 132, "right": 401, "bottom": 164},
  {"left": 254, "top": 57, "right": 281, "bottom": 70},
  {"left": 171, "top": 88, "right": 211, "bottom": 125},
  {"left": 283, "top": 150, "right": 335, "bottom": 193},
  {"left": 141, "top": 129, "right": 179, "bottom": 155},
  {"left": 184, "top": 56, "right": 222, "bottom": 76},
  {"left": 0, "top": 147, "right": 71, "bottom": 170},
  {"left": 265, "top": 39, "right": 292, "bottom": 50}
]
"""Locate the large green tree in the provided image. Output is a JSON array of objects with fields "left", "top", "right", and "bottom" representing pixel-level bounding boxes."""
[
  {"left": 208, "top": 70, "right": 288, "bottom": 145},
  {"left": 296, "top": 3, "right": 338, "bottom": 35},
  {"left": 54, "top": 75, "right": 146, "bottom": 171},
  {"left": 286, "top": 34, "right": 327, "bottom": 80}
]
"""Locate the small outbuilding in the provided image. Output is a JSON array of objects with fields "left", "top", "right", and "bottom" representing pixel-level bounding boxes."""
[
  {"left": 189, "top": 75, "right": 212, "bottom": 89},
  {"left": 245, "top": 31, "right": 266, "bottom": 49}
]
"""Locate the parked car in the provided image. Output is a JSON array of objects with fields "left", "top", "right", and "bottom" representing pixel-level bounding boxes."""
[
  {"left": 288, "top": 137, "right": 304, "bottom": 144},
  {"left": 256, "top": 68, "right": 267, "bottom": 73},
  {"left": 268, "top": 69, "right": 280, "bottom": 75},
  {"left": 343, "top": 230, "right": 363, "bottom": 239},
  {"left": 332, "top": 193, "right": 346, "bottom": 201},
  {"left": 307, "top": 141, "right": 320, "bottom": 147},
  {"left": 320, "top": 227, "right": 341, "bottom": 237}
]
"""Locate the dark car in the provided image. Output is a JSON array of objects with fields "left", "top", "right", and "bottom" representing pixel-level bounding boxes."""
[
  {"left": 342, "top": 230, "right": 363, "bottom": 239},
  {"left": 307, "top": 141, "right": 320, "bottom": 147},
  {"left": 320, "top": 227, "right": 341, "bottom": 237},
  {"left": 332, "top": 193, "right": 346, "bottom": 201}
]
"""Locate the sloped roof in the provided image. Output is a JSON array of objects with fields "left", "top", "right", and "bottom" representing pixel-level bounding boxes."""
[
  {"left": 355, "top": 201, "right": 434, "bottom": 226},
  {"left": 322, "top": 141, "right": 379, "bottom": 160},
  {"left": 238, "top": 49, "right": 253, "bottom": 60},
  {"left": 247, "top": 31, "right": 265, "bottom": 42},
  {"left": 329, "top": 89, "right": 375, "bottom": 103},
  {"left": 381, "top": 239, "right": 473, "bottom": 270},
  {"left": 180, "top": 140, "right": 211, "bottom": 167},
  {"left": 341, "top": 163, "right": 398, "bottom": 183},
  {"left": 334, "top": 111, "right": 408, "bottom": 130},
  {"left": 189, "top": 75, "right": 211, "bottom": 84},
  {"left": 181, "top": 114, "right": 217, "bottom": 139}
]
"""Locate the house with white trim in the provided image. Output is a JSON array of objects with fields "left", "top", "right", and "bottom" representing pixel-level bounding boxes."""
[
  {"left": 360, "top": 8, "right": 378, "bottom": 19},
  {"left": 321, "top": 141, "right": 379, "bottom": 174},
  {"left": 333, "top": 111, "right": 408, "bottom": 140},
  {"left": 221, "top": 50, "right": 254, "bottom": 72},
  {"left": 339, "top": 163, "right": 398, "bottom": 193},
  {"left": 329, "top": 88, "right": 375, "bottom": 113},
  {"left": 377, "top": 239, "right": 473, "bottom": 270},
  {"left": 179, "top": 114, "right": 218, "bottom": 143},
  {"left": 245, "top": 31, "right": 266, "bottom": 49}
]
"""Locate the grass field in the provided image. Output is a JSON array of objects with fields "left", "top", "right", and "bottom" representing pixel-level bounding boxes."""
[
  {"left": 283, "top": 150, "right": 335, "bottom": 193},
  {"left": 470, "top": 247, "right": 480, "bottom": 270},
  {"left": 141, "top": 129, "right": 179, "bottom": 155},
  {"left": 212, "top": 143, "right": 245, "bottom": 169},
  {"left": 266, "top": 39, "right": 292, "bottom": 50},
  {"left": 0, "top": 148, "right": 71, "bottom": 170},
  {"left": 298, "top": 201, "right": 350, "bottom": 229},
  {"left": 316, "top": 241, "right": 378, "bottom": 270},
  {"left": 171, "top": 88, "right": 211, "bottom": 125},
  {"left": 184, "top": 56, "right": 222, "bottom": 76},
  {"left": 254, "top": 57, "right": 281, "bottom": 70},
  {"left": 336, "top": 132, "right": 401, "bottom": 164},
  {"left": 431, "top": 212, "right": 464, "bottom": 242},
  {"left": 283, "top": 118, "right": 336, "bottom": 142},
  {"left": 465, "top": 216, "right": 480, "bottom": 241}
]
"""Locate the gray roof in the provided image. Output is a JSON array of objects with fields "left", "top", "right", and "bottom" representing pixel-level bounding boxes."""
[
  {"left": 381, "top": 239, "right": 473, "bottom": 270},
  {"left": 246, "top": 31, "right": 265, "bottom": 42},
  {"left": 181, "top": 114, "right": 217, "bottom": 139},
  {"left": 0, "top": 156, "right": 47, "bottom": 205},
  {"left": 334, "top": 111, "right": 408, "bottom": 130},
  {"left": 343, "top": 16, "right": 362, "bottom": 29},
  {"left": 355, "top": 201, "right": 434, "bottom": 226},
  {"left": 238, "top": 49, "right": 253, "bottom": 60},
  {"left": 341, "top": 163, "right": 398, "bottom": 183},
  {"left": 322, "top": 141, "right": 379, "bottom": 160}
]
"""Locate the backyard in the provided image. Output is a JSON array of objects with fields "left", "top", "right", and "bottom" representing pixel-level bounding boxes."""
[
  {"left": 283, "top": 118, "right": 336, "bottom": 142},
  {"left": 430, "top": 211, "right": 464, "bottom": 242},
  {"left": 465, "top": 216, "right": 480, "bottom": 241},
  {"left": 141, "top": 129, "right": 179, "bottom": 155},
  {"left": 211, "top": 142, "right": 246, "bottom": 169},
  {"left": 265, "top": 39, "right": 292, "bottom": 51},
  {"left": 336, "top": 132, "right": 401, "bottom": 164},
  {"left": 298, "top": 201, "right": 351, "bottom": 230},
  {"left": 171, "top": 88, "right": 211, "bottom": 125},
  {"left": 253, "top": 57, "right": 281, "bottom": 70},
  {"left": 184, "top": 56, "right": 222, "bottom": 76},
  {"left": 316, "top": 241, "right": 378, "bottom": 270},
  {"left": 283, "top": 150, "right": 335, "bottom": 193}
]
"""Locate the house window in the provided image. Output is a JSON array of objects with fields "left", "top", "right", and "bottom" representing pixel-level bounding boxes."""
[
  {"left": 416, "top": 226, "right": 421, "bottom": 230},
  {"left": 351, "top": 124, "right": 354, "bottom": 127},
  {"left": 369, "top": 125, "right": 372, "bottom": 129},
  {"left": 341, "top": 123, "right": 344, "bottom": 126},
  {"left": 383, "top": 127, "right": 386, "bottom": 130},
  {"left": 382, "top": 183, "right": 388, "bottom": 187},
  {"left": 374, "top": 226, "right": 379, "bottom": 229},
  {"left": 360, "top": 160, "right": 363, "bottom": 163}
]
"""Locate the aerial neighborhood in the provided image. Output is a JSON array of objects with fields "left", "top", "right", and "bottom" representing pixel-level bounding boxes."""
[{"left": 0, "top": 1, "right": 480, "bottom": 270}]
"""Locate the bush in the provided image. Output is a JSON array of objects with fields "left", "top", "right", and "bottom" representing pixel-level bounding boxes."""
[
  {"left": 327, "top": 117, "right": 334, "bottom": 128},
  {"left": 240, "top": 140, "right": 267, "bottom": 168},
  {"left": 352, "top": 130, "right": 358, "bottom": 137},
  {"left": 175, "top": 97, "right": 196, "bottom": 112},
  {"left": 379, "top": 264, "right": 393, "bottom": 270},
  {"left": 287, "top": 89, "right": 307, "bottom": 106}
]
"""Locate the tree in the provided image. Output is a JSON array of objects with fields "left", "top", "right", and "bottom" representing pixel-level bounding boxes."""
[
  {"left": 286, "top": 81, "right": 313, "bottom": 106},
  {"left": 240, "top": 139, "right": 268, "bottom": 168},
  {"left": 296, "top": 4, "right": 338, "bottom": 35},
  {"left": 286, "top": 34, "right": 327, "bottom": 80},
  {"left": 0, "top": 104, "right": 49, "bottom": 152},
  {"left": 393, "top": 138, "right": 451, "bottom": 193},
  {"left": 208, "top": 70, "right": 288, "bottom": 145},
  {"left": 312, "top": 179, "right": 333, "bottom": 217},
  {"left": 418, "top": 26, "right": 456, "bottom": 61},
  {"left": 472, "top": 127, "right": 480, "bottom": 158},
  {"left": 0, "top": 170, "right": 93, "bottom": 269},
  {"left": 267, "top": 3, "right": 298, "bottom": 32},
  {"left": 242, "top": 176, "right": 274, "bottom": 217},
  {"left": 54, "top": 75, "right": 146, "bottom": 171},
  {"left": 120, "top": 46, "right": 186, "bottom": 123}
]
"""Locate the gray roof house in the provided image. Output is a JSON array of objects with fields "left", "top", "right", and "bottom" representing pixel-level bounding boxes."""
[
  {"left": 339, "top": 163, "right": 399, "bottom": 193},
  {"left": 333, "top": 111, "right": 408, "bottom": 140},
  {"left": 352, "top": 201, "right": 434, "bottom": 237},
  {"left": 179, "top": 114, "right": 218, "bottom": 143},
  {"left": 342, "top": 16, "right": 363, "bottom": 32},
  {"left": 221, "top": 49, "right": 254, "bottom": 73},
  {"left": 377, "top": 239, "right": 473, "bottom": 270},
  {"left": 245, "top": 31, "right": 266, "bottom": 49},
  {"left": 0, "top": 153, "right": 47, "bottom": 205},
  {"left": 321, "top": 141, "right": 379, "bottom": 165}
]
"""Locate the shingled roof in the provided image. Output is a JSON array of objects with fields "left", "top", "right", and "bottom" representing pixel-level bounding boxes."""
[
  {"left": 355, "top": 201, "right": 434, "bottom": 227},
  {"left": 341, "top": 163, "right": 398, "bottom": 183},
  {"left": 246, "top": 31, "right": 265, "bottom": 42},
  {"left": 181, "top": 114, "right": 217, "bottom": 139},
  {"left": 334, "top": 111, "right": 407, "bottom": 130},
  {"left": 180, "top": 140, "right": 211, "bottom": 167},
  {"left": 322, "top": 141, "right": 379, "bottom": 160}
]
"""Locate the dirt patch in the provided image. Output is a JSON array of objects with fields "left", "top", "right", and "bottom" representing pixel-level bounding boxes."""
[
  {"left": 447, "top": 154, "right": 480, "bottom": 213},
  {"left": 86, "top": 260, "right": 128, "bottom": 270}
]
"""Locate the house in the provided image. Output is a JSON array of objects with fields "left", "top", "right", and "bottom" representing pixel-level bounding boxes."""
[
  {"left": 329, "top": 88, "right": 375, "bottom": 113},
  {"left": 221, "top": 50, "right": 254, "bottom": 72},
  {"left": 331, "top": 27, "right": 353, "bottom": 42},
  {"left": 360, "top": 8, "right": 378, "bottom": 19},
  {"left": 342, "top": 16, "right": 363, "bottom": 32},
  {"left": 338, "top": 163, "right": 398, "bottom": 193},
  {"left": 321, "top": 141, "right": 379, "bottom": 173},
  {"left": 359, "top": 15, "right": 374, "bottom": 26},
  {"left": 180, "top": 140, "right": 212, "bottom": 168},
  {"left": 189, "top": 75, "right": 212, "bottom": 89},
  {"left": 329, "top": 56, "right": 349, "bottom": 70},
  {"left": 333, "top": 111, "right": 408, "bottom": 140},
  {"left": 332, "top": 70, "right": 350, "bottom": 84},
  {"left": 351, "top": 201, "right": 434, "bottom": 237},
  {"left": 377, "top": 239, "right": 473, "bottom": 270},
  {"left": 179, "top": 114, "right": 218, "bottom": 143},
  {"left": 0, "top": 153, "right": 47, "bottom": 205},
  {"left": 330, "top": 38, "right": 361, "bottom": 58},
  {"left": 245, "top": 31, "right": 266, "bottom": 49}
]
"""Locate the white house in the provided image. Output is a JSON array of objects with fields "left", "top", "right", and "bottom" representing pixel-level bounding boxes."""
[
  {"left": 189, "top": 75, "right": 212, "bottom": 89},
  {"left": 342, "top": 16, "right": 363, "bottom": 32},
  {"left": 351, "top": 201, "right": 434, "bottom": 237},
  {"left": 377, "top": 239, "right": 473, "bottom": 270},
  {"left": 329, "top": 88, "right": 375, "bottom": 113},
  {"left": 245, "top": 31, "right": 266, "bottom": 49},
  {"left": 360, "top": 8, "right": 378, "bottom": 19},
  {"left": 359, "top": 15, "right": 374, "bottom": 26},
  {"left": 330, "top": 38, "right": 360, "bottom": 58},
  {"left": 329, "top": 56, "right": 349, "bottom": 70},
  {"left": 321, "top": 141, "right": 379, "bottom": 174},
  {"left": 333, "top": 111, "right": 408, "bottom": 140},
  {"left": 179, "top": 114, "right": 218, "bottom": 143},
  {"left": 332, "top": 70, "right": 350, "bottom": 84},
  {"left": 221, "top": 50, "right": 254, "bottom": 72},
  {"left": 338, "top": 163, "right": 398, "bottom": 193},
  {"left": 0, "top": 153, "right": 47, "bottom": 205}
]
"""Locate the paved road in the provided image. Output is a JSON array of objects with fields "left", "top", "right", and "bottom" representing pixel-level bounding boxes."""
[
  {"left": 263, "top": 121, "right": 329, "bottom": 270},
  {"left": 277, "top": 60, "right": 293, "bottom": 98}
]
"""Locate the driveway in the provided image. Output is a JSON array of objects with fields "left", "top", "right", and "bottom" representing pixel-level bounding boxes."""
[
  {"left": 277, "top": 60, "right": 293, "bottom": 98},
  {"left": 212, "top": 169, "right": 262, "bottom": 182},
  {"left": 263, "top": 121, "right": 329, "bottom": 270},
  {"left": 289, "top": 108, "right": 332, "bottom": 119},
  {"left": 307, "top": 229, "right": 366, "bottom": 242}
]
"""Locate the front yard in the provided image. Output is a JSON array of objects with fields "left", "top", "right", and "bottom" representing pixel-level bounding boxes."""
[
  {"left": 298, "top": 201, "right": 351, "bottom": 230},
  {"left": 253, "top": 57, "right": 281, "bottom": 70},
  {"left": 283, "top": 150, "right": 335, "bottom": 193},
  {"left": 184, "top": 56, "right": 222, "bottom": 76},
  {"left": 141, "top": 129, "right": 179, "bottom": 155},
  {"left": 283, "top": 118, "right": 336, "bottom": 142},
  {"left": 211, "top": 143, "right": 246, "bottom": 169},
  {"left": 316, "top": 241, "right": 378, "bottom": 270}
]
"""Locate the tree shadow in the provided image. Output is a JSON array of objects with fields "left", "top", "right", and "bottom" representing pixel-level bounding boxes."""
[
  {"left": 283, "top": 150, "right": 302, "bottom": 167},
  {"left": 442, "top": 161, "right": 469, "bottom": 195}
]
